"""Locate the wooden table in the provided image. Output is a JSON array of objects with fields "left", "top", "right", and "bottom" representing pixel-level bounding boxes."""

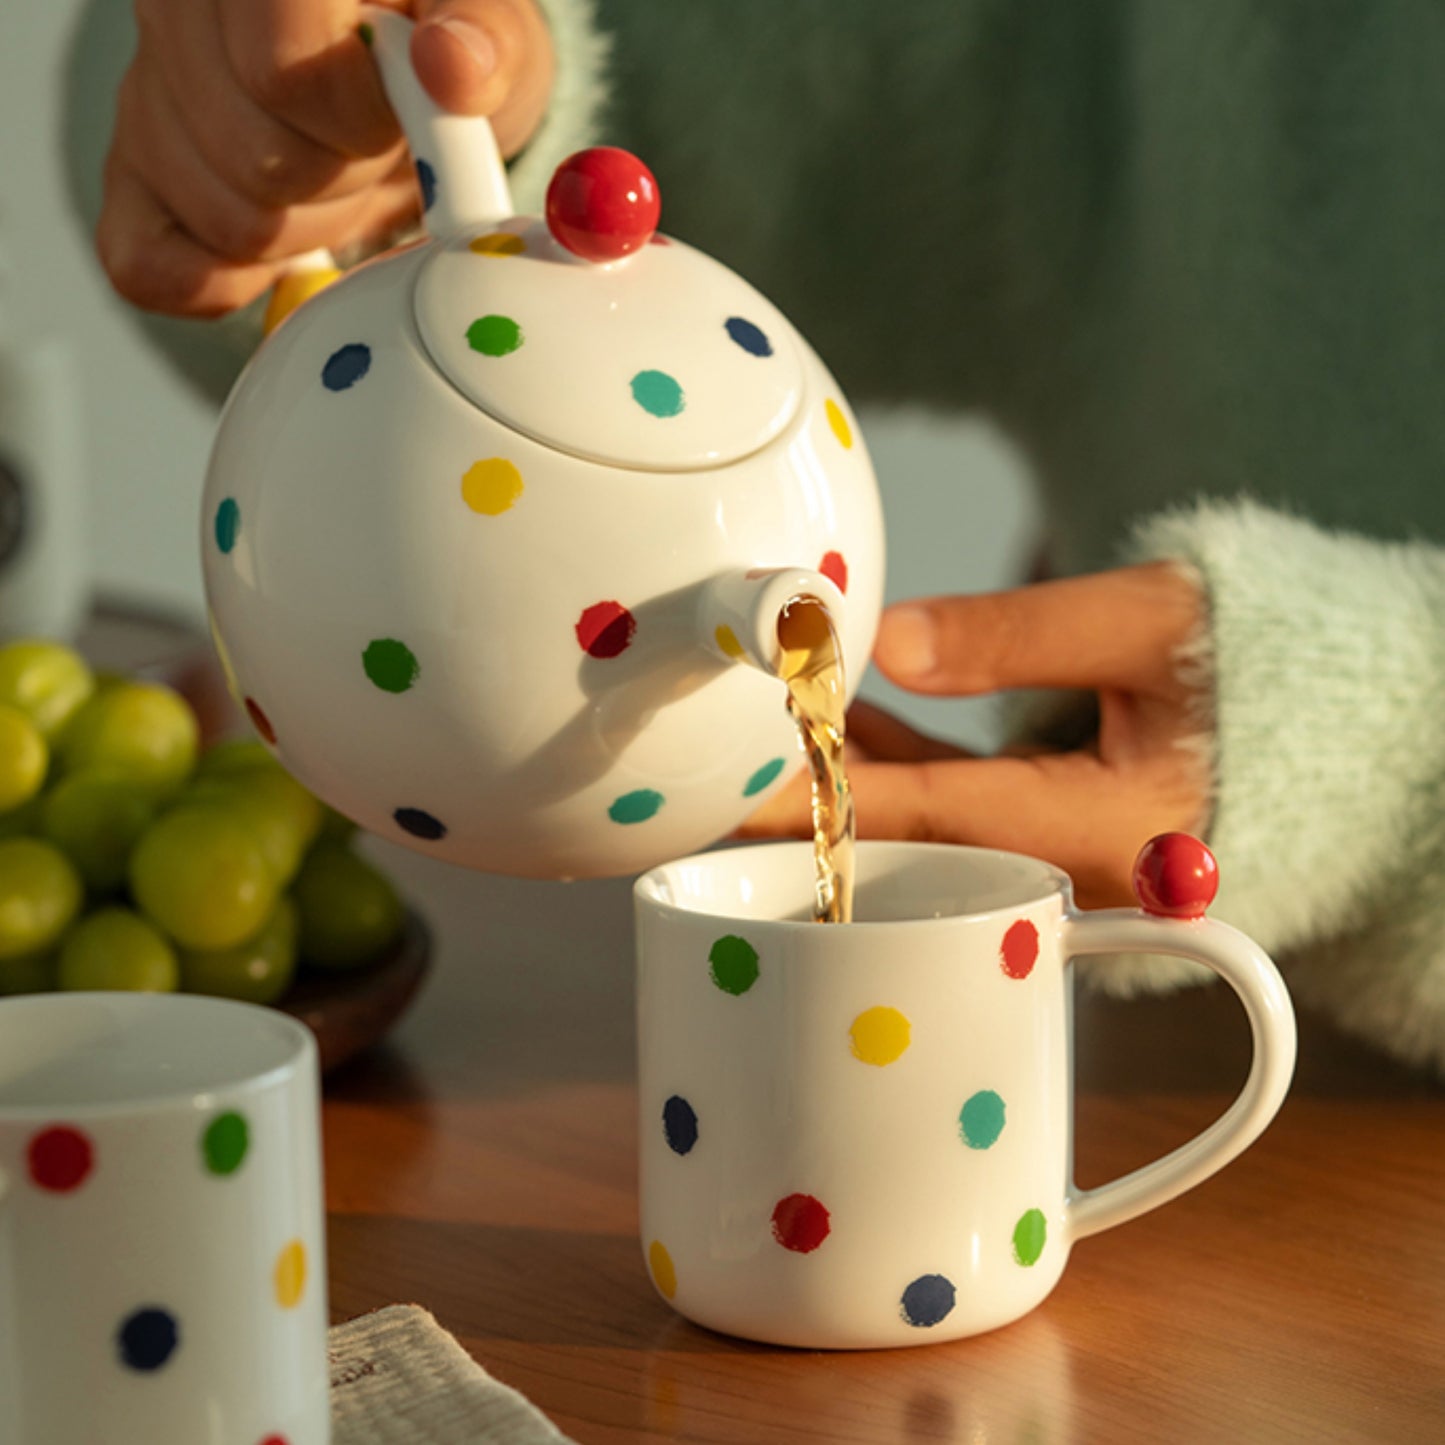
[{"left": 320, "top": 846, "right": 1444, "bottom": 1444}]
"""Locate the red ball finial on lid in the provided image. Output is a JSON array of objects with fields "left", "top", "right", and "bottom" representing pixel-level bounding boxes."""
[
  {"left": 1132, "top": 833, "right": 1219, "bottom": 918},
  {"left": 546, "top": 147, "right": 661, "bottom": 261}
]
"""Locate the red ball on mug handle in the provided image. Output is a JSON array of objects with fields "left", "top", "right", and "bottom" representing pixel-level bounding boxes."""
[
  {"left": 546, "top": 147, "right": 661, "bottom": 261},
  {"left": 1132, "top": 833, "right": 1219, "bottom": 918}
]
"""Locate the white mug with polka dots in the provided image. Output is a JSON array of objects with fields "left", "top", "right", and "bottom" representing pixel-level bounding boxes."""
[
  {"left": 0, "top": 992, "right": 330, "bottom": 1444},
  {"left": 635, "top": 839, "right": 1296, "bottom": 1348}
]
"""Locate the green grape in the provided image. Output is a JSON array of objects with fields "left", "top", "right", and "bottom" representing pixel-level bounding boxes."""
[
  {"left": 58, "top": 681, "right": 199, "bottom": 796},
  {"left": 40, "top": 772, "right": 157, "bottom": 894},
  {"left": 196, "top": 738, "right": 280, "bottom": 779},
  {"left": 293, "top": 841, "right": 404, "bottom": 968},
  {"left": 0, "top": 639, "right": 95, "bottom": 739},
  {"left": 0, "top": 795, "right": 42, "bottom": 839},
  {"left": 318, "top": 804, "right": 359, "bottom": 844},
  {"left": 130, "top": 804, "right": 278, "bottom": 950},
  {"left": 0, "top": 950, "right": 58, "bottom": 995},
  {"left": 0, "top": 705, "right": 47, "bottom": 812},
  {"left": 180, "top": 767, "right": 321, "bottom": 886},
  {"left": 58, "top": 907, "right": 179, "bottom": 992},
  {"left": 179, "top": 897, "right": 298, "bottom": 1004},
  {"left": 0, "top": 838, "right": 83, "bottom": 959}
]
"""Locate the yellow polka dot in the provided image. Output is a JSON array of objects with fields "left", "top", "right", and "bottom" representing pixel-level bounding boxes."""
[
  {"left": 825, "top": 398, "right": 854, "bottom": 450},
  {"left": 274, "top": 1239, "right": 307, "bottom": 1309},
  {"left": 461, "top": 457, "right": 525, "bottom": 515},
  {"left": 714, "top": 624, "right": 746, "bottom": 660},
  {"left": 262, "top": 267, "right": 341, "bottom": 335},
  {"left": 648, "top": 1240, "right": 677, "bottom": 1300},
  {"left": 468, "top": 232, "right": 526, "bottom": 257},
  {"left": 849, "top": 1005, "right": 911, "bottom": 1066}
]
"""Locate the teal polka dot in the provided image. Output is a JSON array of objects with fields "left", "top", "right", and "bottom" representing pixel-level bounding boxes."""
[
  {"left": 743, "top": 757, "right": 786, "bottom": 797},
  {"left": 630, "top": 370, "right": 685, "bottom": 418},
  {"left": 214, "top": 498, "right": 240, "bottom": 554},
  {"left": 959, "top": 1090, "right": 1006, "bottom": 1150},
  {"left": 467, "top": 315, "right": 523, "bottom": 356},
  {"left": 609, "top": 788, "right": 664, "bottom": 824}
]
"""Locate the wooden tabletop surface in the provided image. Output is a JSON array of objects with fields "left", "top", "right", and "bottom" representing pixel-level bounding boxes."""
[{"left": 321, "top": 844, "right": 1445, "bottom": 1445}]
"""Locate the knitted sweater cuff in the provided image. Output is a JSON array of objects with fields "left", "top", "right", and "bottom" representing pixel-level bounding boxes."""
[{"left": 1127, "top": 498, "right": 1445, "bottom": 969}]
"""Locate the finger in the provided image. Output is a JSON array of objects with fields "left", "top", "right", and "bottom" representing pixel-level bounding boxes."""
[
  {"left": 411, "top": 0, "right": 554, "bottom": 155},
  {"left": 846, "top": 700, "right": 971, "bottom": 764},
  {"left": 96, "top": 157, "right": 281, "bottom": 316},
  {"left": 216, "top": 0, "right": 400, "bottom": 158},
  {"left": 848, "top": 752, "right": 1198, "bottom": 907},
  {"left": 874, "top": 562, "right": 1202, "bottom": 697},
  {"left": 138, "top": 0, "right": 404, "bottom": 209},
  {"left": 122, "top": 59, "right": 418, "bottom": 265}
]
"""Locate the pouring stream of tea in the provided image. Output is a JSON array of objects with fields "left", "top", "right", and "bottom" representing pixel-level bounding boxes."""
[{"left": 776, "top": 596, "right": 855, "bottom": 924}]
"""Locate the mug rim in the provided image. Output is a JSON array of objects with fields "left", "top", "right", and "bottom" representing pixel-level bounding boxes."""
[
  {"left": 0, "top": 992, "right": 315, "bottom": 1119},
  {"left": 634, "top": 838, "right": 1074, "bottom": 930}
]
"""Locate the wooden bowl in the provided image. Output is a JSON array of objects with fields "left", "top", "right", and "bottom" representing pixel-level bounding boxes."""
[{"left": 276, "top": 911, "right": 432, "bottom": 1074}]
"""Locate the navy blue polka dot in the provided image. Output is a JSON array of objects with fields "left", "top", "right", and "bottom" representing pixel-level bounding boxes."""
[
  {"left": 900, "top": 1274, "right": 956, "bottom": 1328},
  {"left": 394, "top": 807, "right": 446, "bottom": 841},
  {"left": 117, "top": 1307, "right": 180, "bottom": 1371},
  {"left": 662, "top": 1095, "right": 698, "bottom": 1155},
  {"left": 416, "top": 158, "right": 437, "bottom": 213},
  {"left": 322, "top": 343, "right": 372, "bottom": 391},
  {"left": 725, "top": 317, "right": 773, "bottom": 357}
]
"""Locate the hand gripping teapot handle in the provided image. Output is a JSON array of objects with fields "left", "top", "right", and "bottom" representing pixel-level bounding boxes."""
[
  {"left": 360, "top": 5, "right": 513, "bottom": 237},
  {"left": 265, "top": 7, "right": 512, "bottom": 334}
]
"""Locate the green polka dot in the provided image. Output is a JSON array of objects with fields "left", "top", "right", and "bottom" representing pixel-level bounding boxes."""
[
  {"left": 743, "top": 757, "right": 786, "bottom": 797},
  {"left": 608, "top": 788, "right": 664, "bottom": 824},
  {"left": 1013, "top": 1207, "right": 1047, "bottom": 1267},
  {"left": 363, "top": 638, "right": 419, "bottom": 693},
  {"left": 466, "top": 315, "right": 523, "bottom": 356},
  {"left": 202, "top": 1111, "right": 249, "bottom": 1176},
  {"left": 960, "top": 1090, "right": 1006, "bottom": 1149},
  {"left": 630, "top": 370, "right": 685, "bottom": 418},
  {"left": 214, "top": 498, "right": 240, "bottom": 554},
  {"left": 709, "top": 935, "right": 759, "bottom": 995},
  {"left": 357, "top": 20, "right": 374, "bottom": 45}
]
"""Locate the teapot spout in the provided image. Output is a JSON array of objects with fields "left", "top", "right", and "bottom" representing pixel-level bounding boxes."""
[{"left": 698, "top": 567, "right": 847, "bottom": 675}]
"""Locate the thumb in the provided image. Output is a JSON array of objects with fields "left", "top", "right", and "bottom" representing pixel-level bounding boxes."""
[{"left": 410, "top": 0, "right": 542, "bottom": 126}]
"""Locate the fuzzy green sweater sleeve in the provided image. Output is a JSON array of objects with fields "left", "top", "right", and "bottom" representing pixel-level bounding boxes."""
[{"left": 1128, "top": 500, "right": 1445, "bottom": 1073}]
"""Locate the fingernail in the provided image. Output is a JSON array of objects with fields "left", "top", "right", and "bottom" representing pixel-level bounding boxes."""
[
  {"left": 431, "top": 16, "right": 497, "bottom": 78},
  {"left": 878, "top": 605, "right": 936, "bottom": 676}
]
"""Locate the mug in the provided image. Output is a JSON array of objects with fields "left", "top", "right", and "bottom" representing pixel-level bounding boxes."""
[
  {"left": 635, "top": 839, "right": 1296, "bottom": 1348},
  {"left": 0, "top": 993, "right": 331, "bottom": 1444}
]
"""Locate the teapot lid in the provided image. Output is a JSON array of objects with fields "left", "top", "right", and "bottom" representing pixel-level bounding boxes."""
[{"left": 411, "top": 150, "right": 803, "bottom": 472}]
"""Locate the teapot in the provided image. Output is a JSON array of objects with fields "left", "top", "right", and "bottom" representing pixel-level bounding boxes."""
[{"left": 201, "top": 8, "right": 884, "bottom": 879}]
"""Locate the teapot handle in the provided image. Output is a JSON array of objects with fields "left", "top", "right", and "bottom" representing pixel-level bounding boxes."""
[
  {"left": 360, "top": 5, "right": 514, "bottom": 238},
  {"left": 264, "top": 6, "right": 513, "bottom": 334}
]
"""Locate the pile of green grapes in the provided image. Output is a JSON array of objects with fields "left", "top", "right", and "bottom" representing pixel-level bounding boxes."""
[{"left": 0, "top": 638, "right": 404, "bottom": 1002}]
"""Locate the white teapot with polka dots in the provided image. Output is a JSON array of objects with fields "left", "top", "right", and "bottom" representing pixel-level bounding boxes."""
[{"left": 202, "top": 8, "right": 883, "bottom": 879}]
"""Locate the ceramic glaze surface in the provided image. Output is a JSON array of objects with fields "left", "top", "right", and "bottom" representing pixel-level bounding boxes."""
[
  {"left": 635, "top": 841, "right": 1297, "bottom": 1349},
  {"left": 201, "top": 14, "right": 883, "bottom": 878},
  {"left": 0, "top": 993, "right": 330, "bottom": 1444},
  {"left": 415, "top": 218, "right": 804, "bottom": 469},
  {"left": 204, "top": 231, "right": 881, "bottom": 878}
]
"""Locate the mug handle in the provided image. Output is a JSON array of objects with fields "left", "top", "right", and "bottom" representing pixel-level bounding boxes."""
[{"left": 1062, "top": 835, "right": 1297, "bottom": 1241}]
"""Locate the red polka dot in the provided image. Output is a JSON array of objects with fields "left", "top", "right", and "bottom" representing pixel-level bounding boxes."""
[
  {"left": 245, "top": 697, "right": 277, "bottom": 746},
  {"left": 819, "top": 551, "right": 849, "bottom": 594},
  {"left": 259, "top": 1436, "right": 290, "bottom": 1445},
  {"left": 28, "top": 1125, "right": 94, "bottom": 1192},
  {"left": 1000, "top": 919, "right": 1039, "bottom": 980},
  {"left": 575, "top": 601, "right": 636, "bottom": 659},
  {"left": 771, "top": 1193, "right": 831, "bottom": 1253}
]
